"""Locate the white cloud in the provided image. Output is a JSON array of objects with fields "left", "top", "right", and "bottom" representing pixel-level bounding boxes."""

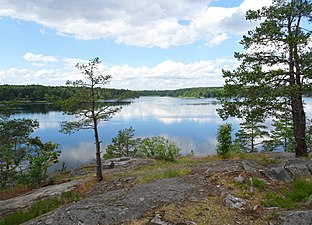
[
  {"left": 240, "top": 0, "right": 272, "bottom": 11},
  {"left": 0, "top": 57, "right": 237, "bottom": 89},
  {"left": 103, "top": 58, "right": 237, "bottom": 89},
  {"left": 0, "top": 0, "right": 272, "bottom": 48},
  {"left": 23, "top": 52, "right": 58, "bottom": 66},
  {"left": 63, "top": 58, "right": 88, "bottom": 69},
  {"left": 208, "top": 33, "right": 229, "bottom": 46}
]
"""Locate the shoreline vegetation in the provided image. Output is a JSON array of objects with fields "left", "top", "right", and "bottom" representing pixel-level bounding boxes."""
[
  {"left": 1, "top": 84, "right": 312, "bottom": 104},
  {"left": 0, "top": 85, "right": 223, "bottom": 103}
]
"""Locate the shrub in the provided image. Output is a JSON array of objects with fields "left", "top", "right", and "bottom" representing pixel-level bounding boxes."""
[
  {"left": 216, "top": 123, "right": 233, "bottom": 157},
  {"left": 138, "top": 136, "right": 181, "bottom": 161},
  {"left": 103, "top": 127, "right": 140, "bottom": 159},
  {"left": 104, "top": 128, "right": 181, "bottom": 162}
]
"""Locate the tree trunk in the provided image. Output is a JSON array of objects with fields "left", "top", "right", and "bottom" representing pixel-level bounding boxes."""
[
  {"left": 292, "top": 96, "right": 308, "bottom": 157},
  {"left": 291, "top": 7, "right": 307, "bottom": 157},
  {"left": 93, "top": 122, "right": 103, "bottom": 182}
]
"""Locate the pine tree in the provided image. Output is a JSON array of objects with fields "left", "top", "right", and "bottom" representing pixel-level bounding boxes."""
[{"left": 218, "top": 0, "right": 312, "bottom": 157}]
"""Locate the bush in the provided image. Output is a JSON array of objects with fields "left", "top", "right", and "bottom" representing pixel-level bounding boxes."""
[
  {"left": 104, "top": 128, "right": 181, "bottom": 162},
  {"left": 216, "top": 123, "right": 233, "bottom": 157},
  {"left": 103, "top": 127, "right": 140, "bottom": 159},
  {"left": 20, "top": 137, "right": 60, "bottom": 187},
  {"left": 138, "top": 136, "right": 181, "bottom": 161}
]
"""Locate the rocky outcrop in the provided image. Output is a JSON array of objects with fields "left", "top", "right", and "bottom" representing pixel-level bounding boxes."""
[
  {"left": 24, "top": 178, "right": 194, "bottom": 225},
  {"left": 277, "top": 210, "right": 312, "bottom": 225},
  {"left": 0, "top": 178, "right": 90, "bottom": 217},
  {"left": 2, "top": 154, "right": 312, "bottom": 225}
]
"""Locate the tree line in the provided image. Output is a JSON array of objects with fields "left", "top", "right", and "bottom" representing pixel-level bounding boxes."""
[
  {"left": 138, "top": 87, "right": 223, "bottom": 98},
  {"left": 0, "top": 84, "right": 138, "bottom": 102},
  {"left": 2, "top": 84, "right": 311, "bottom": 103},
  {"left": 0, "top": 85, "right": 225, "bottom": 103}
]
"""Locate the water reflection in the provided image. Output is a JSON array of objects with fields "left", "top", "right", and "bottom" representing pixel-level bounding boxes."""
[
  {"left": 114, "top": 97, "right": 223, "bottom": 124},
  {"left": 12, "top": 96, "right": 312, "bottom": 170},
  {"left": 11, "top": 97, "right": 238, "bottom": 170}
]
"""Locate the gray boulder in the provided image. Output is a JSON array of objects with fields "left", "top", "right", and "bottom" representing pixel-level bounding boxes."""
[
  {"left": 224, "top": 194, "right": 248, "bottom": 210},
  {"left": 277, "top": 210, "right": 312, "bottom": 225},
  {"left": 263, "top": 164, "right": 293, "bottom": 183}
]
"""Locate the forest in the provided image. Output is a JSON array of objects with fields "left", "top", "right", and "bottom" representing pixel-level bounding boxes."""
[
  {"left": 0, "top": 85, "right": 223, "bottom": 102},
  {"left": 0, "top": 84, "right": 139, "bottom": 102}
]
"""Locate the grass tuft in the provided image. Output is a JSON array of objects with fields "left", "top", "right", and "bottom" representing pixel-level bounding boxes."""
[
  {"left": 0, "top": 184, "right": 32, "bottom": 200},
  {"left": 140, "top": 168, "right": 190, "bottom": 183},
  {"left": 261, "top": 179, "right": 312, "bottom": 209},
  {"left": 0, "top": 191, "right": 80, "bottom": 225},
  {"left": 247, "top": 177, "right": 268, "bottom": 191}
]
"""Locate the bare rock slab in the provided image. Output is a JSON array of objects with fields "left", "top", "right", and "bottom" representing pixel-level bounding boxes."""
[
  {"left": 0, "top": 178, "right": 90, "bottom": 217},
  {"left": 277, "top": 210, "right": 312, "bottom": 225},
  {"left": 263, "top": 164, "right": 293, "bottom": 183},
  {"left": 25, "top": 178, "right": 194, "bottom": 225}
]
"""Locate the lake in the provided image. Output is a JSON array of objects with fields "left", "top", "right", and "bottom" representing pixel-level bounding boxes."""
[{"left": 13, "top": 96, "right": 312, "bottom": 171}]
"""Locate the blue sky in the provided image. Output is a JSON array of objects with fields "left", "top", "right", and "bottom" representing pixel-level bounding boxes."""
[{"left": 0, "top": 0, "right": 272, "bottom": 90}]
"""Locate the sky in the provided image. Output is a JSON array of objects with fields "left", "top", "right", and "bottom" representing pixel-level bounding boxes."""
[{"left": 0, "top": 0, "right": 272, "bottom": 90}]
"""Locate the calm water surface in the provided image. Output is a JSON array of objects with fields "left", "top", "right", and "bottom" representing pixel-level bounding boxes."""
[{"left": 13, "top": 96, "right": 312, "bottom": 171}]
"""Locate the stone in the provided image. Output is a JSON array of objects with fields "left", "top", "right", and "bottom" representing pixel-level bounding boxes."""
[
  {"left": 263, "top": 165, "right": 293, "bottom": 183},
  {"left": 284, "top": 161, "right": 312, "bottom": 179},
  {"left": 305, "top": 195, "right": 312, "bottom": 206},
  {"left": 277, "top": 210, "right": 312, "bottom": 225},
  {"left": 224, "top": 194, "right": 248, "bottom": 210},
  {"left": 102, "top": 161, "right": 115, "bottom": 169},
  {"left": 234, "top": 174, "right": 244, "bottom": 183},
  {"left": 151, "top": 214, "right": 171, "bottom": 225},
  {"left": 242, "top": 160, "right": 262, "bottom": 176}
]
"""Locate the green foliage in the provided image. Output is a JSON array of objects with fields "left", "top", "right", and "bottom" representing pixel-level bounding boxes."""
[
  {"left": 0, "top": 84, "right": 138, "bottom": 103},
  {"left": 138, "top": 136, "right": 181, "bottom": 161},
  {"left": 104, "top": 127, "right": 140, "bottom": 159},
  {"left": 235, "top": 113, "right": 269, "bottom": 153},
  {"left": 60, "top": 57, "right": 133, "bottom": 182},
  {"left": 0, "top": 111, "right": 60, "bottom": 188},
  {"left": 262, "top": 179, "right": 312, "bottom": 209},
  {"left": 247, "top": 177, "right": 268, "bottom": 191},
  {"left": 263, "top": 115, "right": 295, "bottom": 152},
  {"left": 138, "top": 87, "right": 223, "bottom": 98},
  {"left": 22, "top": 137, "right": 60, "bottom": 187},
  {"left": 216, "top": 123, "right": 233, "bottom": 157},
  {"left": 0, "top": 191, "right": 80, "bottom": 225},
  {"left": 218, "top": 0, "right": 312, "bottom": 157},
  {"left": 306, "top": 119, "right": 312, "bottom": 153},
  {"left": 104, "top": 128, "right": 181, "bottom": 162}
]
